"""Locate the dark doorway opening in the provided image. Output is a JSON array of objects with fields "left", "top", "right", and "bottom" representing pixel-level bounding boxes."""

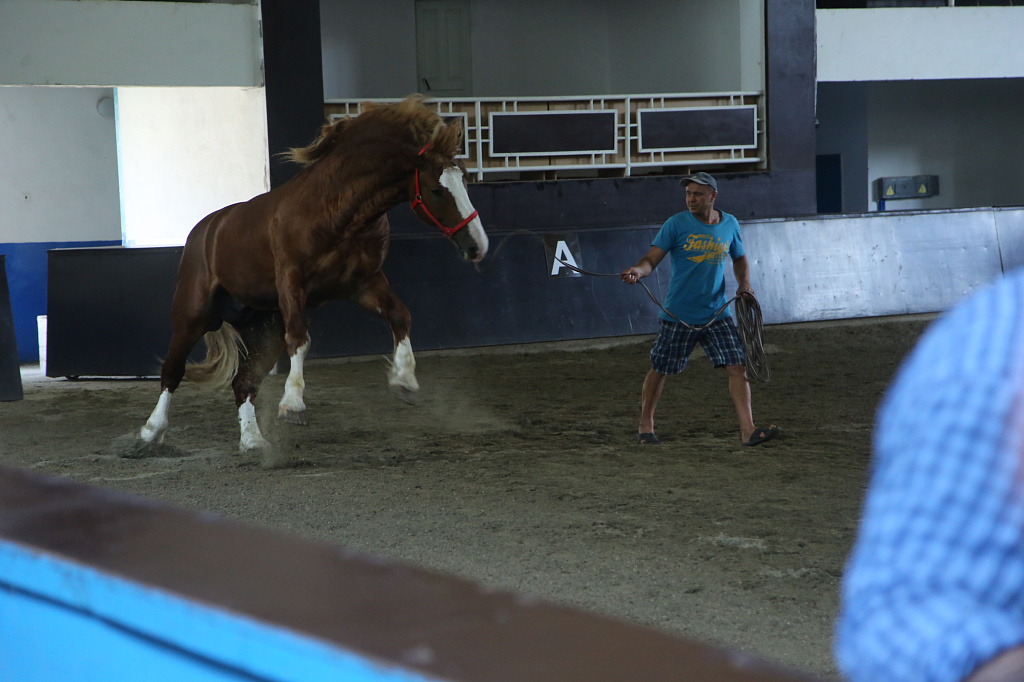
[{"left": 816, "top": 153, "right": 843, "bottom": 214}]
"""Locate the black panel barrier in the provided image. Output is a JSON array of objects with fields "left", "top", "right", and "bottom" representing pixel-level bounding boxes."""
[
  {"left": 638, "top": 107, "right": 757, "bottom": 152},
  {"left": 0, "top": 256, "right": 23, "bottom": 401},
  {"left": 46, "top": 247, "right": 203, "bottom": 378},
  {"left": 766, "top": 0, "right": 817, "bottom": 185},
  {"left": 45, "top": 230, "right": 669, "bottom": 377},
  {"left": 490, "top": 111, "right": 617, "bottom": 155},
  {"left": 304, "top": 228, "right": 667, "bottom": 359},
  {"left": 262, "top": 0, "right": 325, "bottom": 188}
]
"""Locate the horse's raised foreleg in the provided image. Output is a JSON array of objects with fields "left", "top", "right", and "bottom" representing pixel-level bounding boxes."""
[
  {"left": 275, "top": 269, "right": 314, "bottom": 423},
  {"left": 139, "top": 318, "right": 209, "bottom": 445},
  {"left": 277, "top": 335, "right": 310, "bottom": 425},
  {"left": 354, "top": 272, "right": 418, "bottom": 404},
  {"left": 139, "top": 242, "right": 222, "bottom": 449}
]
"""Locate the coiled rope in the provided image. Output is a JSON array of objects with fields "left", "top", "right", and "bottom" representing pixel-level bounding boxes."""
[
  {"left": 477, "top": 230, "right": 771, "bottom": 383},
  {"left": 734, "top": 293, "right": 770, "bottom": 383}
]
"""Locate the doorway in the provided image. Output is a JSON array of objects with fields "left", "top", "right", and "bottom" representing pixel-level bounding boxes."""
[
  {"left": 816, "top": 153, "right": 843, "bottom": 214},
  {"left": 415, "top": 0, "right": 473, "bottom": 97}
]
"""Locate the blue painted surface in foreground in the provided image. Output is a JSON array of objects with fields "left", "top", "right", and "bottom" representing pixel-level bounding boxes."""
[
  {"left": 0, "top": 241, "right": 120, "bottom": 363},
  {"left": 0, "top": 540, "right": 439, "bottom": 682}
]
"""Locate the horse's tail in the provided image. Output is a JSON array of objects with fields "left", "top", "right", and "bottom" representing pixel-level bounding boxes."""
[{"left": 184, "top": 323, "right": 246, "bottom": 389}]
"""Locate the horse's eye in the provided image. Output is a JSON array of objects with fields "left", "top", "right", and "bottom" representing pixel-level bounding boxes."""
[{"left": 430, "top": 189, "right": 444, "bottom": 198}]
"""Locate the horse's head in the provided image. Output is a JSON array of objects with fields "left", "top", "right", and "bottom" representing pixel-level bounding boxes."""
[{"left": 408, "top": 120, "right": 488, "bottom": 263}]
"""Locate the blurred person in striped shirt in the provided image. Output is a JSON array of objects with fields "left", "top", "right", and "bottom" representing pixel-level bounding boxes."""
[{"left": 836, "top": 268, "right": 1024, "bottom": 682}]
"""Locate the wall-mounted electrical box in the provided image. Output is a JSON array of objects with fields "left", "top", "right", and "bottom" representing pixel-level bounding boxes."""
[{"left": 874, "top": 175, "right": 940, "bottom": 201}]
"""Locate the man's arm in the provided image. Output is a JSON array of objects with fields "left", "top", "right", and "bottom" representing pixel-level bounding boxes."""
[
  {"left": 621, "top": 246, "right": 666, "bottom": 284},
  {"left": 732, "top": 255, "right": 753, "bottom": 297}
]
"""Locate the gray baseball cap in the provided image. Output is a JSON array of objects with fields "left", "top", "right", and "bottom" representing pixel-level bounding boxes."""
[{"left": 680, "top": 172, "right": 718, "bottom": 191}]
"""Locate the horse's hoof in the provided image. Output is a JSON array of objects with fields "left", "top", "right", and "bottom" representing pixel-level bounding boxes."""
[
  {"left": 387, "top": 384, "right": 419, "bottom": 405},
  {"left": 240, "top": 441, "right": 292, "bottom": 469},
  {"left": 240, "top": 437, "right": 273, "bottom": 455},
  {"left": 278, "top": 408, "right": 308, "bottom": 426},
  {"left": 111, "top": 433, "right": 184, "bottom": 459},
  {"left": 260, "top": 447, "right": 293, "bottom": 470}
]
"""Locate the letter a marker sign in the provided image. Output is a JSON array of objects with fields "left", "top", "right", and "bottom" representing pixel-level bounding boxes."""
[{"left": 543, "top": 235, "right": 582, "bottom": 278}]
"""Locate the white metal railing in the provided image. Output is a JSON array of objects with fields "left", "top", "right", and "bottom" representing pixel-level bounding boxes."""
[{"left": 324, "top": 93, "right": 764, "bottom": 182}]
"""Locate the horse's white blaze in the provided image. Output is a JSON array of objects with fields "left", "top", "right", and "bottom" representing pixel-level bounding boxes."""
[
  {"left": 278, "top": 339, "right": 309, "bottom": 417},
  {"left": 140, "top": 389, "right": 172, "bottom": 443},
  {"left": 388, "top": 337, "right": 419, "bottom": 392},
  {"left": 238, "top": 397, "right": 270, "bottom": 452},
  {"left": 440, "top": 166, "right": 488, "bottom": 260}
]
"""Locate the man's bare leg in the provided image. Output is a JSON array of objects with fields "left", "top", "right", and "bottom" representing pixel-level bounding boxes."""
[
  {"left": 727, "top": 364, "right": 757, "bottom": 442},
  {"left": 639, "top": 369, "right": 667, "bottom": 435}
]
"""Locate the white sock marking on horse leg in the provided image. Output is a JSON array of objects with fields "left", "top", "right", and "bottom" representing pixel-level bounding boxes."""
[
  {"left": 278, "top": 339, "right": 308, "bottom": 418},
  {"left": 440, "top": 166, "right": 488, "bottom": 259},
  {"left": 388, "top": 337, "right": 419, "bottom": 392},
  {"left": 140, "top": 389, "right": 171, "bottom": 443},
  {"left": 239, "top": 396, "right": 271, "bottom": 452}
]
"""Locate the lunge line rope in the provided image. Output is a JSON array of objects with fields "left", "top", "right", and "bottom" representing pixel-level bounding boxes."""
[{"left": 478, "top": 230, "right": 771, "bottom": 383}]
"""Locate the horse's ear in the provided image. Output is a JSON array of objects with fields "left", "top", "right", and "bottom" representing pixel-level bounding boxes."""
[{"left": 431, "top": 118, "right": 464, "bottom": 160}]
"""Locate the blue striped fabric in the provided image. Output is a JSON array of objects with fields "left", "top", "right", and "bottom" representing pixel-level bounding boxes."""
[{"left": 835, "top": 268, "right": 1024, "bottom": 682}]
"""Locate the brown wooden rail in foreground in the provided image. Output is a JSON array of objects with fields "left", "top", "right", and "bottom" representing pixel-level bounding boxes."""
[{"left": 0, "top": 466, "right": 820, "bottom": 682}]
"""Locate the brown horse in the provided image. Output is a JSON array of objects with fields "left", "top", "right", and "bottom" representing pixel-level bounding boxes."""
[{"left": 136, "top": 96, "right": 488, "bottom": 459}]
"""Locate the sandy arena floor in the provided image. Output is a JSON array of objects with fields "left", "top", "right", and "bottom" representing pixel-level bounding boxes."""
[{"left": 0, "top": 314, "right": 935, "bottom": 679}]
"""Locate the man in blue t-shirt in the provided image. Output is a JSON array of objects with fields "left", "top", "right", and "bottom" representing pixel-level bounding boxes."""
[{"left": 620, "top": 172, "right": 779, "bottom": 446}]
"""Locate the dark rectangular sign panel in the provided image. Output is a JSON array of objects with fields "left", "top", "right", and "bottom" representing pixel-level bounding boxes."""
[
  {"left": 638, "top": 106, "right": 756, "bottom": 152},
  {"left": 490, "top": 111, "right": 617, "bottom": 156}
]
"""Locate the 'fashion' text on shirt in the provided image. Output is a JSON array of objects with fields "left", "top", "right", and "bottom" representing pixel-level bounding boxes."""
[{"left": 683, "top": 234, "right": 729, "bottom": 264}]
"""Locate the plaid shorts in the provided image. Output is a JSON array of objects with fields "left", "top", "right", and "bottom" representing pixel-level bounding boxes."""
[{"left": 650, "top": 317, "right": 745, "bottom": 374}]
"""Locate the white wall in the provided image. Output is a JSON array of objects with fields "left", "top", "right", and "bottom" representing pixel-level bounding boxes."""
[
  {"left": 865, "top": 80, "right": 1024, "bottom": 212},
  {"left": 815, "top": 9, "right": 1024, "bottom": 213},
  {"left": 817, "top": 7, "right": 1024, "bottom": 82},
  {"left": 0, "top": 0, "right": 269, "bottom": 247},
  {"left": 320, "top": 0, "right": 761, "bottom": 99},
  {"left": 0, "top": 0, "right": 262, "bottom": 88},
  {"left": 116, "top": 87, "right": 270, "bottom": 247},
  {"left": 817, "top": 79, "right": 1024, "bottom": 213},
  {"left": 0, "top": 87, "right": 120, "bottom": 244}
]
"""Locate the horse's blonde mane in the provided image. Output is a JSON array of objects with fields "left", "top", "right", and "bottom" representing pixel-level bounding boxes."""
[
  {"left": 281, "top": 95, "right": 462, "bottom": 168},
  {"left": 280, "top": 117, "right": 350, "bottom": 167}
]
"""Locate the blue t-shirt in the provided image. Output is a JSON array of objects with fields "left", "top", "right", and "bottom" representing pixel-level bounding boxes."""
[{"left": 651, "top": 209, "right": 745, "bottom": 325}]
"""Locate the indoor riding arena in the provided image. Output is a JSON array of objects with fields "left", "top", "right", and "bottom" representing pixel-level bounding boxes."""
[
  {"left": 4, "top": 2, "right": 1024, "bottom": 681},
  {"left": 7, "top": 205, "right": 1024, "bottom": 680}
]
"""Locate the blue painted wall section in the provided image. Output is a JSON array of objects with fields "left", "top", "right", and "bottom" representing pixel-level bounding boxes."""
[{"left": 0, "top": 241, "right": 120, "bottom": 363}]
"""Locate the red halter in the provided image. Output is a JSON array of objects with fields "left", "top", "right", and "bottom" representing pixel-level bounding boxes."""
[{"left": 410, "top": 145, "right": 478, "bottom": 238}]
